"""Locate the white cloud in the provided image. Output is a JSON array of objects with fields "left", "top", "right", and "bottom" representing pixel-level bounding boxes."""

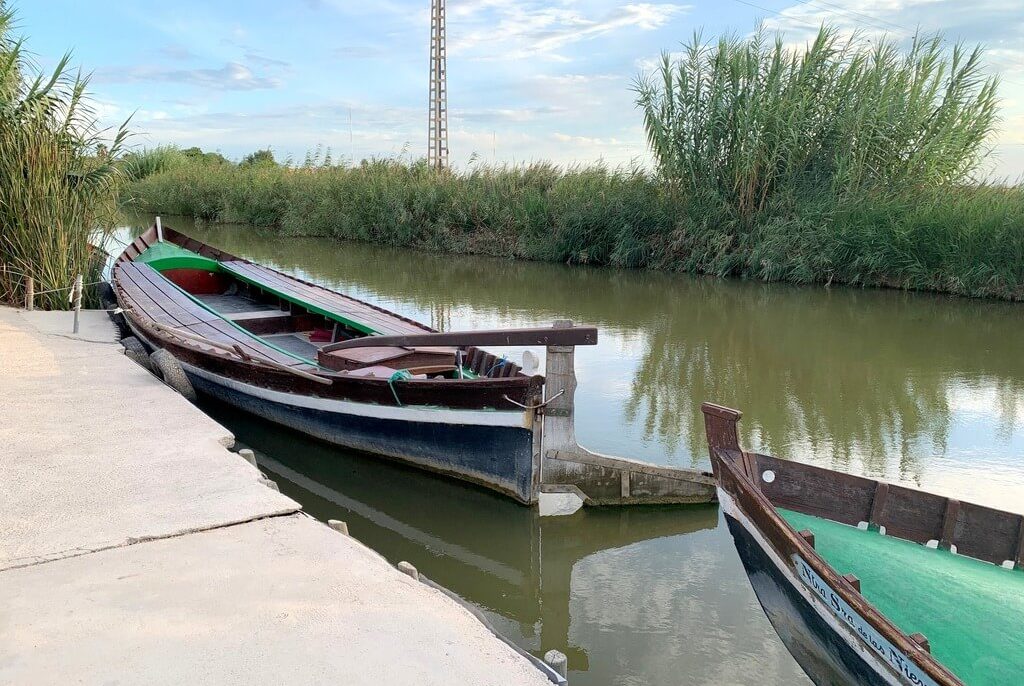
[
  {"left": 451, "top": 2, "right": 691, "bottom": 61},
  {"left": 99, "top": 61, "right": 282, "bottom": 91}
]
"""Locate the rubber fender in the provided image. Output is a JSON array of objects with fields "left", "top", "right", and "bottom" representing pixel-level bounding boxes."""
[
  {"left": 149, "top": 348, "right": 197, "bottom": 402},
  {"left": 97, "top": 281, "right": 117, "bottom": 309},
  {"left": 120, "top": 336, "right": 152, "bottom": 372}
]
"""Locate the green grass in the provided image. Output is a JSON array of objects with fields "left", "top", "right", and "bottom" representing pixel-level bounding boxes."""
[{"left": 124, "top": 24, "right": 1024, "bottom": 301}]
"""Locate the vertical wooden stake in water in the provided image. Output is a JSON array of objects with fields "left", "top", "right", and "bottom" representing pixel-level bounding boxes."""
[
  {"left": 156, "top": 216, "right": 164, "bottom": 242},
  {"left": 72, "top": 274, "right": 83, "bottom": 334},
  {"left": 24, "top": 276, "right": 33, "bottom": 311}
]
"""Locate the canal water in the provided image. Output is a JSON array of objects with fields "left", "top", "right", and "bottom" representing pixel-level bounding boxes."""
[{"left": 126, "top": 218, "right": 1024, "bottom": 685}]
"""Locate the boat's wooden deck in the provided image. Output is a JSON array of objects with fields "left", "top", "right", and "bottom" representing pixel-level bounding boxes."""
[
  {"left": 114, "top": 262, "right": 318, "bottom": 369},
  {"left": 221, "top": 261, "right": 430, "bottom": 337},
  {"left": 779, "top": 508, "right": 1024, "bottom": 686}
]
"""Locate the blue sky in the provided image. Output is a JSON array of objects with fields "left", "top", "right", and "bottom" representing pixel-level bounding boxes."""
[{"left": 15, "top": 0, "right": 1024, "bottom": 177}]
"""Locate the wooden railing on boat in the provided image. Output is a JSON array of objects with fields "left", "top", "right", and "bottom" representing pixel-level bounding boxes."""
[{"left": 320, "top": 325, "right": 599, "bottom": 353}]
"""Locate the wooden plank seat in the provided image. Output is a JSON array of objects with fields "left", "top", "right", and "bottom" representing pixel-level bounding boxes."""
[
  {"left": 222, "top": 309, "right": 293, "bottom": 336},
  {"left": 220, "top": 260, "right": 432, "bottom": 337},
  {"left": 113, "top": 262, "right": 317, "bottom": 370},
  {"left": 225, "top": 310, "right": 292, "bottom": 323}
]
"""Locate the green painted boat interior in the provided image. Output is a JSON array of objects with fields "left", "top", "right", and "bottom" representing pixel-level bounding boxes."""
[
  {"left": 135, "top": 241, "right": 221, "bottom": 272},
  {"left": 778, "top": 508, "right": 1024, "bottom": 686}
]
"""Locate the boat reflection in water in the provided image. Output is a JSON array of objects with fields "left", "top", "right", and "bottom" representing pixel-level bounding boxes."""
[{"left": 202, "top": 397, "right": 808, "bottom": 685}]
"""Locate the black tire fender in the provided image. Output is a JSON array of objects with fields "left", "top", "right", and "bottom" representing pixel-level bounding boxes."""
[
  {"left": 149, "top": 348, "right": 197, "bottom": 402},
  {"left": 120, "top": 336, "right": 152, "bottom": 372}
]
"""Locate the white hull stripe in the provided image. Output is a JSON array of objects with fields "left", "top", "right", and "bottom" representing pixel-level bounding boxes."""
[
  {"left": 719, "top": 489, "right": 905, "bottom": 686},
  {"left": 182, "top": 362, "right": 532, "bottom": 429}
]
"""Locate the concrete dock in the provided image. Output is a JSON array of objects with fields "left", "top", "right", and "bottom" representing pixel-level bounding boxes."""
[{"left": 0, "top": 306, "right": 554, "bottom": 685}]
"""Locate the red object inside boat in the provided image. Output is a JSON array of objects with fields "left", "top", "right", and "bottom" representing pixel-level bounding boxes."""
[
  {"left": 309, "top": 328, "right": 334, "bottom": 342},
  {"left": 162, "top": 268, "right": 229, "bottom": 294}
]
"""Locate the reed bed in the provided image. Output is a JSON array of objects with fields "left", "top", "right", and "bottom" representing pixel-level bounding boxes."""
[
  {"left": 0, "top": 6, "right": 126, "bottom": 309},
  {"left": 126, "top": 25, "right": 1024, "bottom": 301}
]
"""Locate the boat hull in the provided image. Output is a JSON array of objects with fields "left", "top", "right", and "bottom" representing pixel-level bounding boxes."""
[
  {"left": 720, "top": 488, "right": 907, "bottom": 686},
  {"left": 184, "top": 362, "right": 537, "bottom": 504}
]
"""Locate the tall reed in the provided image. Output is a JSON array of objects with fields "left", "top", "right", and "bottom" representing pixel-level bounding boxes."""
[
  {"left": 634, "top": 26, "right": 999, "bottom": 219},
  {"left": 0, "top": 5, "right": 127, "bottom": 309}
]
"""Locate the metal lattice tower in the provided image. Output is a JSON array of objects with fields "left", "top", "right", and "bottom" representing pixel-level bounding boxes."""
[{"left": 427, "top": 0, "right": 448, "bottom": 170}]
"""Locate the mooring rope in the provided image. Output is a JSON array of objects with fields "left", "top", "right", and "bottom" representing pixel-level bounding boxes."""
[{"left": 388, "top": 369, "right": 414, "bottom": 406}]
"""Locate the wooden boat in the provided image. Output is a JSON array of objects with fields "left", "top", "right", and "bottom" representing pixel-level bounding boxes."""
[
  {"left": 112, "top": 224, "right": 596, "bottom": 504},
  {"left": 701, "top": 403, "right": 1024, "bottom": 686}
]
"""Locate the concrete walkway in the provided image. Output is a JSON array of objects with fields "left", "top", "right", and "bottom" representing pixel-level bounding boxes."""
[{"left": 0, "top": 306, "right": 553, "bottom": 685}]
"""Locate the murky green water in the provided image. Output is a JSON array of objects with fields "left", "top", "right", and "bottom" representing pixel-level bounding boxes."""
[{"left": 125, "top": 217, "right": 1024, "bottom": 685}]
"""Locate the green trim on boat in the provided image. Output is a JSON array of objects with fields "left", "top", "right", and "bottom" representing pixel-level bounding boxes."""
[
  {"left": 778, "top": 508, "right": 1024, "bottom": 686},
  {"left": 136, "top": 242, "right": 221, "bottom": 273},
  {"left": 219, "top": 262, "right": 379, "bottom": 336}
]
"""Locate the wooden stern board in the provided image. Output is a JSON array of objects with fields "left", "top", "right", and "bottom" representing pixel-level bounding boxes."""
[
  {"left": 115, "top": 262, "right": 317, "bottom": 370},
  {"left": 220, "top": 261, "right": 431, "bottom": 337}
]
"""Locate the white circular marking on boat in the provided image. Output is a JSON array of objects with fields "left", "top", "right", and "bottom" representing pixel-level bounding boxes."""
[{"left": 762, "top": 470, "right": 776, "bottom": 484}]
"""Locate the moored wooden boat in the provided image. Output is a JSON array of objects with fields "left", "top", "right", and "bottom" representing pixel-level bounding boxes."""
[
  {"left": 112, "top": 224, "right": 597, "bottom": 503},
  {"left": 701, "top": 403, "right": 1024, "bottom": 686}
]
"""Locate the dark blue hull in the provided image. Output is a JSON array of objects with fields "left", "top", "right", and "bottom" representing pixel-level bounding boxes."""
[
  {"left": 187, "top": 368, "right": 536, "bottom": 504},
  {"left": 725, "top": 514, "right": 894, "bottom": 686}
]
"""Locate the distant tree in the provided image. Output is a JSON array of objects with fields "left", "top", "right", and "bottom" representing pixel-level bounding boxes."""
[
  {"left": 240, "top": 148, "right": 276, "bottom": 167},
  {"left": 181, "top": 146, "right": 231, "bottom": 165}
]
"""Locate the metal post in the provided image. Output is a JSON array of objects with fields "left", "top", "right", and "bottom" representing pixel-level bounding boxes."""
[
  {"left": 72, "top": 274, "right": 83, "bottom": 334},
  {"left": 24, "top": 276, "right": 33, "bottom": 311},
  {"left": 427, "top": 0, "right": 448, "bottom": 170}
]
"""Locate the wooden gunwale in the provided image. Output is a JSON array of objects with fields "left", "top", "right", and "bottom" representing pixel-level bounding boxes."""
[
  {"left": 702, "top": 403, "right": 967, "bottom": 686},
  {"left": 116, "top": 262, "right": 313, "bottom": 369},
  {"left": 123, "top": 311, "right": 543, "bottom": 408}
]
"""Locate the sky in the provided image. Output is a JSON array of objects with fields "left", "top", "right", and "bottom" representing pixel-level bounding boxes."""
[{"left": 15, "top": 0, "right": 1024, "bottom": 178}]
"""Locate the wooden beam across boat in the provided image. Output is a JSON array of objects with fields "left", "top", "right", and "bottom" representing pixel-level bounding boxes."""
[{"left": 321, "top": 325, "right": 599, "bottom": 353}]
